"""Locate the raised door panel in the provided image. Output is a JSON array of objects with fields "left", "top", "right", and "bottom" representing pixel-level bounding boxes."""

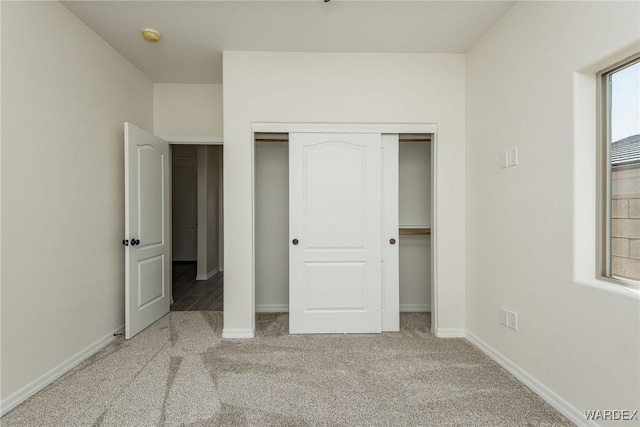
[
  {"left": 304, "top": 142, "right": 366, "bottom": 250},
  {"left": 138, "top": 146, "right": 164, "bottom": 247}
]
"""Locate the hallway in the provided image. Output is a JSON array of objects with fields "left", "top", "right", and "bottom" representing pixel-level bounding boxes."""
[{"left": 171, "top": 262, "right": 223, "bottom": 311}]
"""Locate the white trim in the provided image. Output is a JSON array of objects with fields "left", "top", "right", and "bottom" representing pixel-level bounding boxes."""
[
  {"left": 435, "top": 328, "right": 466, "bottom": 338},
  {"left": 252, "top": 122, "right": 437, "bottom": 135},
  {"left": 575, "top": 278, "right": 640, "bottom": 299},
  {"left": 256, "top": 304, "right": 289, "bottom": 313},
  {"left": 0, "top": 324, "right": 125, "bottom": 416},
  {"left": 222, "top": 328, "right": 255, "bottom": 339},
  {"left": 196, "top": 267, "right": 219, "bottom": 281},
  {"left": 162, "top": 136, "right": 223, "bottom": 145},
  {"left": 465, "top": 331, "right": 594, "bottom": 427},
  {"left": 430, "top": 133, "right": 439, "bottom": 336},
  {"left": 400, "top": 304, "right": 431, "bottom": 312}
]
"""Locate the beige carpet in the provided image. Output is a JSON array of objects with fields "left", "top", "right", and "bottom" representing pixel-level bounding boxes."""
[{"left": 2, "top": 312, "right": 572, "bottom": 426}]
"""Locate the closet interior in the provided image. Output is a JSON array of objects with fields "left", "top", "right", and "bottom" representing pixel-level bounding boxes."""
[
  {"left": 397, "top": 134, "right": 432, "bottom": 313},
  {"left": 253, "top": 132, "right": 433, "bottom": 317}
]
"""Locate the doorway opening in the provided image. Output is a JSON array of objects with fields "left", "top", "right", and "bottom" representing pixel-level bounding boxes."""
[{"left": 170, "top": 144, "right": 224, "bottom": 311}]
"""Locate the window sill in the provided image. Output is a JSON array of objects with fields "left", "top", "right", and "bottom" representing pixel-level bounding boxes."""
[{"left": 575, "top": 278, "right": 640, "bottom": 299}]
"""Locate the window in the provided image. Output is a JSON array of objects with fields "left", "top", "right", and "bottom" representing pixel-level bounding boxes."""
[{"left": 600, "top": 54, "right": 640, "bottom": 288}]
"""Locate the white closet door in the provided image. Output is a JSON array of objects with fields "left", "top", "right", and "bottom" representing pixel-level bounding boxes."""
[
  {"left": 289, "top": 133, "right": 382, "bottom": 334},
  {"left": 382, "top": 134, "right": 400, "bottom": 331}
]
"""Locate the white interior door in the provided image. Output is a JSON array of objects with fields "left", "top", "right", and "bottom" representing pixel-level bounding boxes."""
[
  {"left": 172, "top": 156, "right": 197, "bottom": 261},
  {"left": 124, "top": 122, "right": 170, "bottom": 339},
  {"left": 289, "top": 133, "right": 382, "bottom": 334},
  {"left": 382, "top": 134, "right": 400, "bottom": 331}
]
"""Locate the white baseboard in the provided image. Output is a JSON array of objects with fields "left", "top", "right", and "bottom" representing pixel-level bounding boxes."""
[
  {"left": 255, "top": 304, "right": 429, "bottom": 313},
  {"left": 221, "top": 328, "right": 255, "bottom": 339},
  {"left": 196, "top": 268, "right": 219, "bottom": 281},
  {"left": 0, "top": 324, "right": 125, "bottom": 417},
  {"left": 400, "top": 304, "right": 431, "bottom": 312},
  {"left": 256, "top": 304, "right": 289, "bottom": 313},
  {"left": 435, "top": 328, "right": 466, "bottom": 338},
  {"left": 465, "top": 331, "right": 593, "bottom": 427}
]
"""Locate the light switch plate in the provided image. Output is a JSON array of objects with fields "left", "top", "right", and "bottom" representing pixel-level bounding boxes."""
[
  {"left": 499, "top": 308, "right": 508, "bottom": 326},
  {"left": 499, "top": 151, "right": 508, "bottom": 169},
  {"left": 508, "top": 148, "right": 518, "bottom": 166},
  {"left": 508, "top": 311, "right": 518, "bottom": 330}
]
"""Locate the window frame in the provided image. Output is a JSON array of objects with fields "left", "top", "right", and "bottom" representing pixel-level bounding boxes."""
[{"left": 597, "top": 53, "right": 640, "bottom": 290}]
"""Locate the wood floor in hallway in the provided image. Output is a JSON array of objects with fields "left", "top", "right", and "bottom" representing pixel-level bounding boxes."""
[{"left": 171, "top": 262, "right": 223, "bottom": 311}]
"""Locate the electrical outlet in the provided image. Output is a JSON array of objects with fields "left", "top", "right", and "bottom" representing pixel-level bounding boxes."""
[
  {"left": 508, "top": 148, "right": 518, "bottom": 167},
  {"left": 507, "top": 311, "right": 518, "bottom": 330},
  {"left": 499, "top": 308, "right": 508, "bottom": 326}
]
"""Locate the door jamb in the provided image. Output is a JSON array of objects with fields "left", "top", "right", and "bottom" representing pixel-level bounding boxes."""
[{"left": 164, "top": 136, "right": 223, "bottom": 145}]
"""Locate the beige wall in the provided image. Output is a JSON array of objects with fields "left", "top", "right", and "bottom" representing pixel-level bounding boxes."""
[
  {"left": 224, "top": 52, "right": 466, "bottom": 336},
  {"left": 466, "top": 0, "right": 640, "bottom": 419},
  {"left": 1, "top": 1, "right": 153, "bottom": 401},
  {"left": 197, "top": 145, "right": 221, "bottom": 278},
  {"left": 153, "top": 84, "right": 223, "bottom": 137},
  {"left": 171, "top": 145, "right": 198, "bottom": 262},
  {"left": 206, "top": 147, "right": 221, "bottom": 273}
]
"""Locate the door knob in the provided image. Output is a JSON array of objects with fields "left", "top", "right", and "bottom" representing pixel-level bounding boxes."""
[
  {"left": 389, "top": 238, "right": 396, "bottom": 245},
  {"left": 131, "top": 239, "right": 140, "bottom": 246},
  {"left": 122, "top": 239, "right": 129, "bottom": 246},
  {"left": 292, "top": 239, "right": 299, "bottom": 245}
]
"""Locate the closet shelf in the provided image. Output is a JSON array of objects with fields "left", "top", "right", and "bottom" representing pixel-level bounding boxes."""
[
  {"left": 255, "top": 138, "right": 288, "bottom": 143},
  {"left": 398, "top": 139, "right": 431, "bottom": 143},
  {"left": 398, "top": 227, "right": 431, "bottom": 236}
]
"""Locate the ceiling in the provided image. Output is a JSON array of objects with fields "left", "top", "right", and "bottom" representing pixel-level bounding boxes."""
[{"left": 62, "top": 1, "right": 515, "bottom": 84}]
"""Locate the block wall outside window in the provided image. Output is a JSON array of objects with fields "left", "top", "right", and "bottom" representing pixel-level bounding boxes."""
[{"left": 611, "top": 190, "right": 640, "bottom": 280}]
